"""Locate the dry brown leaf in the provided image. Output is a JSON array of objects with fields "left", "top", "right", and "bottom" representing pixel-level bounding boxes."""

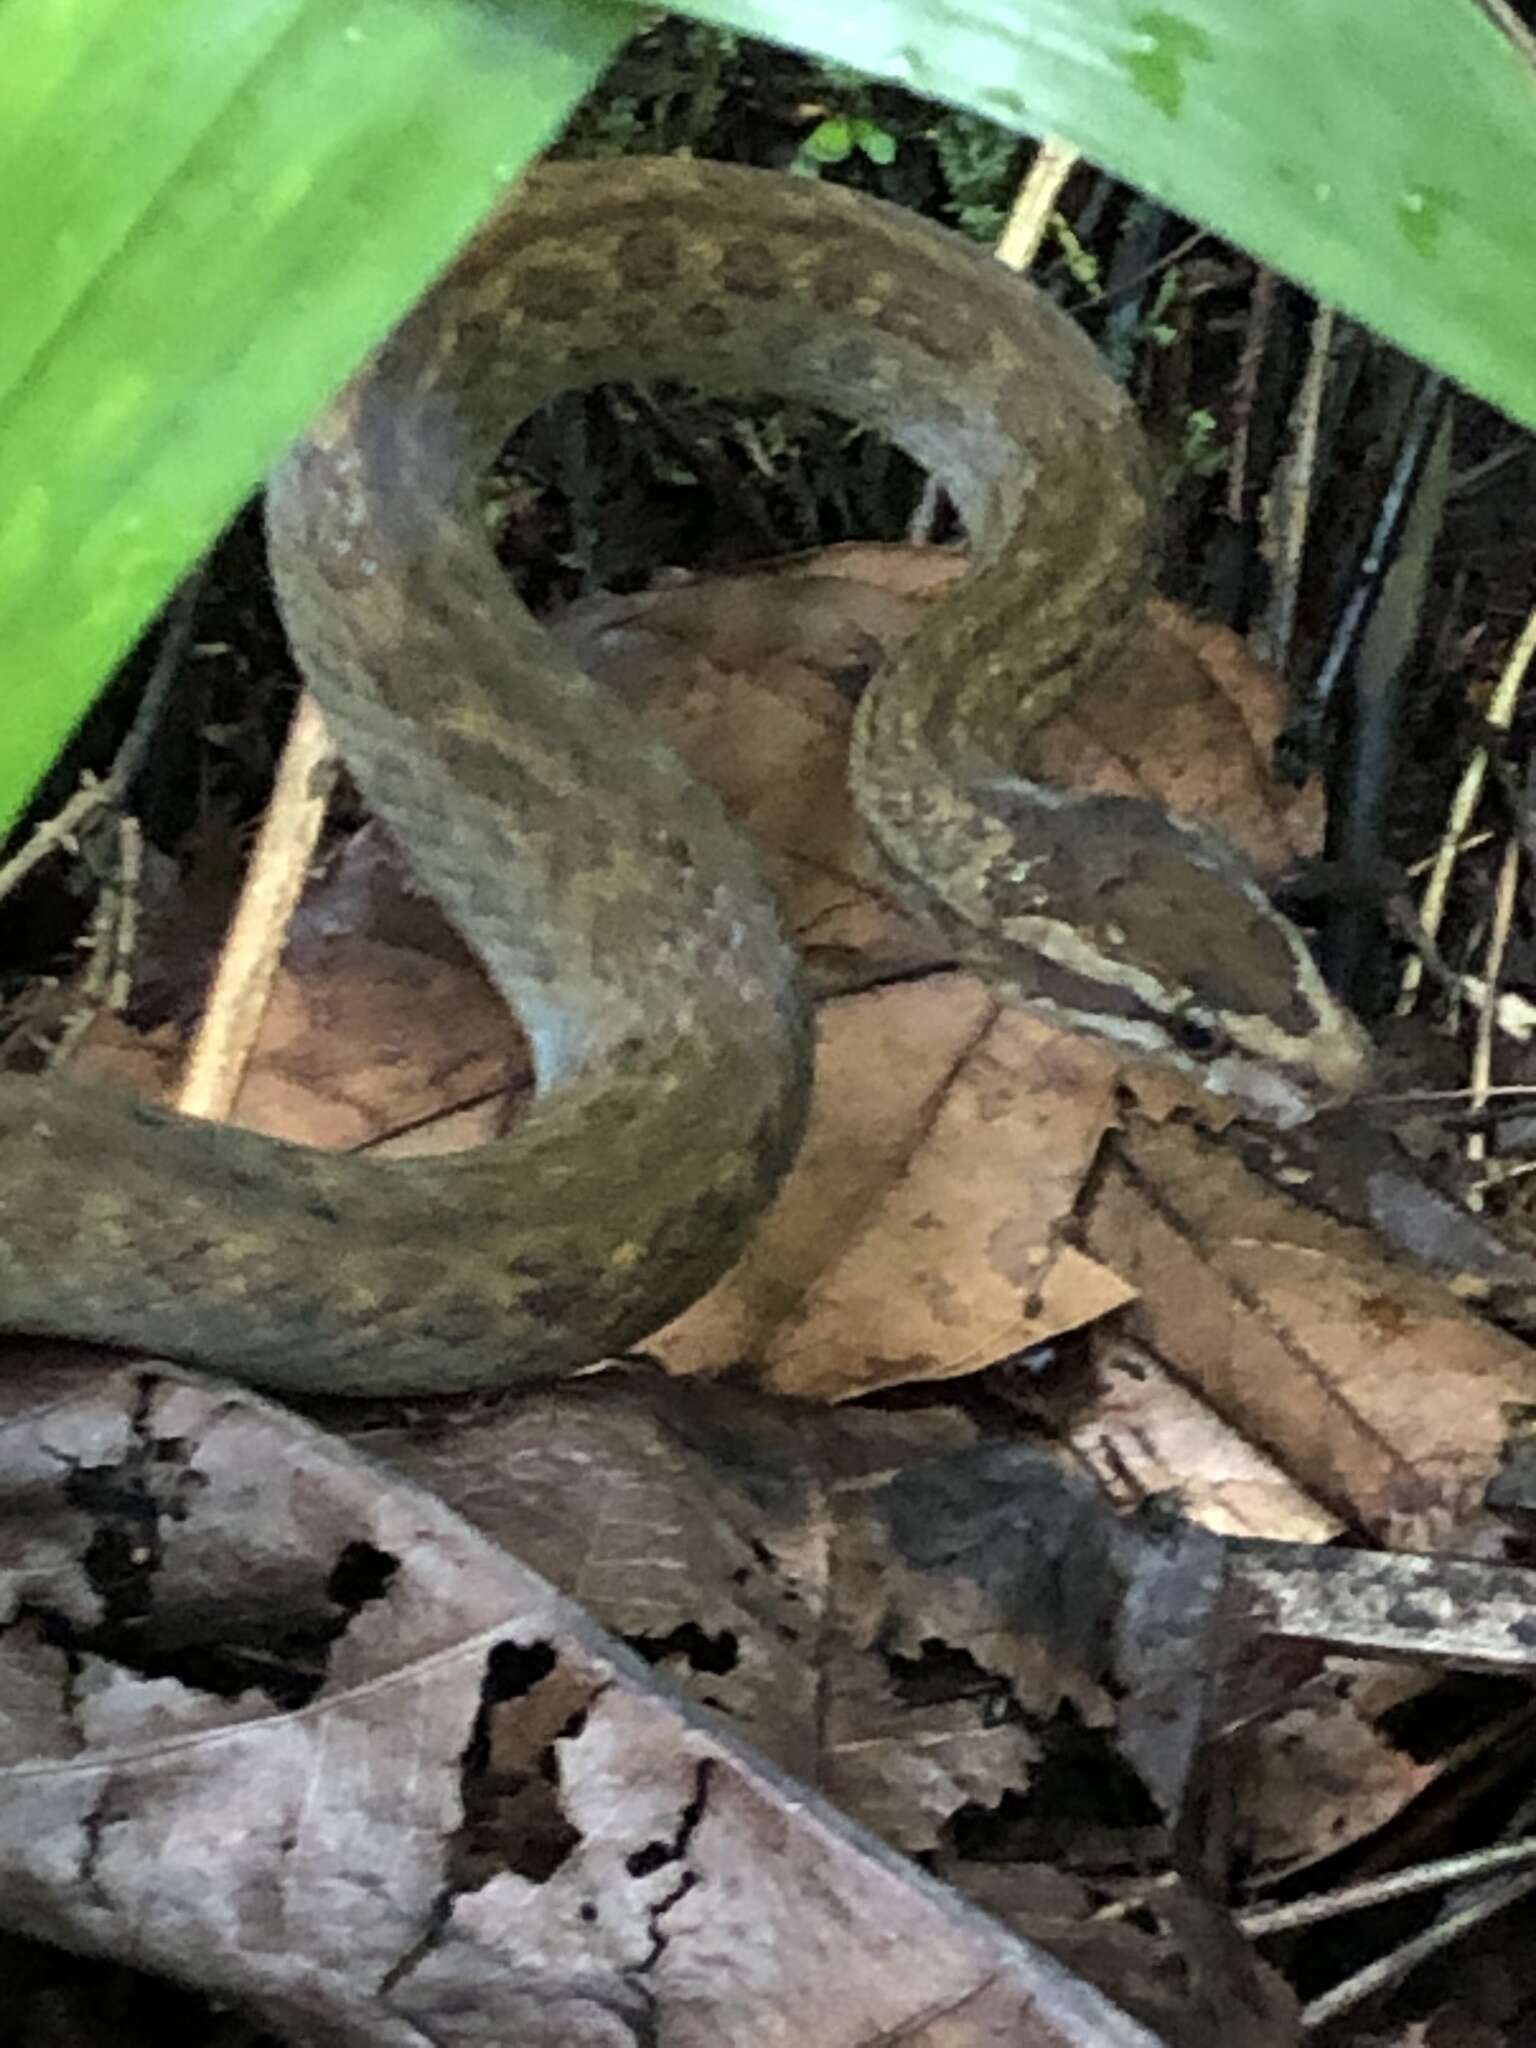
[
  {"left": 1229, "top": 1661, "right": 1444, "bottom": 1879},
  {"left": 556, "top": 558, "right": 950, "bottom": 988},
  {"left": 370, "top": 1366, "right": 1446, "bottom": 1986},
  {"left": 1033, "top": 598, "right": 1326, "bottom": 877},
  {"left": 1084, "top": 1114, "right": 1536, "bottom": 1554},
  {"left": 568, "top": 549, "right": 1324, "bottom": 888},
  {"left": 654, "top": 977, "right": 1133, "bottom": 1396},
  {"left": 1070, "top": 1334, "right": 1346, "bottom": 1545},
  {"left": 80, "top": 926, "right": 527, "bottom": 1155}
]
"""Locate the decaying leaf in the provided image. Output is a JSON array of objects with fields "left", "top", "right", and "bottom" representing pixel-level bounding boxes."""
[{"left": 0, "top": 1360, "right": 1230, "bottom": 2048}]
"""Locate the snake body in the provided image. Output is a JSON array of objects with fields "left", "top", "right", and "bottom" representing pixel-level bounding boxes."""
[{"left": 0, "top": 162, "right": 1368, "bottom": 1397}]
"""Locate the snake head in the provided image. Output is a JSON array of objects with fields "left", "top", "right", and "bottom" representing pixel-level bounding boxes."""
[{"left": 919, "top": 783, "right": 1374, "bottom": 1129}]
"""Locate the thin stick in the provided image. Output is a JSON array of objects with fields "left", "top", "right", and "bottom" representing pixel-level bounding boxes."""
[
  {"left": 1300, "top": 1864, "right": 1536, "bottom": 2032},
  {"left": 177, "top": 694, "right": 337, "bottom": 1120},
  {"left": 1252, "top": 303, "right": 1333, "bottom": 675},
  {"left": 1465, "top": 827, "right": 1521, "bottom": 1207},
  {"left": 1240, "top": 1833, "right": 1536, "bottom": 1936},
  {"left": 1397, "top": 599, "right": 1536, "bottom": 1012},
  {"left": 994, "top": 135, "right": 1080, "bottom": 272},
  {"left": 1225, "top": 267, "right": 1276, "bottom": 525}
]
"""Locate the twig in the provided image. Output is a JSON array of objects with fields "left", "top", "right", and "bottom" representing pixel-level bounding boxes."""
[
  {"left": 1251, "top": 303, "right": 1333, "bottom": 675},
  {"left": 993, "top": 135, "right": 1080, "bottom": 272},
  {"left": 1061, "top": 224, "right": 1208, "bottom": 320},
  {"left": 1299, "top": 1862, "right": 1536, "bottom": 2031},
  {"left": 1316, "top": 372, "right": 1453, "bottom": 1004},
  {"left": 1397, "top": 599, "right": 1536, "bottom": 1012},
  {"left": 1282, "top": 365, "right": 1448, "bottom": 773},
  {"left": 1224, "top": 267, "right": 1276, "bottom": 526},
  {"left": 51, "top": 815, "right": 144, "bottom": 1067},
  {"left": 1464, "top": 828, "right": 1521, "bottom": 1208},
  {"left": 0, "top": 563, "right": 205, "bottom": 907},
  {"left": 1240, "top": 1833, "right": 1536, "bottom": 1937},
  {"left": 177, "top": 694, "right": 337, "bottom": 1120}
]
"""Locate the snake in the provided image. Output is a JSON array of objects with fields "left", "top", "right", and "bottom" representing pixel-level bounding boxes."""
[{"left": 0, "top": 160, "right": 1371, "bottom": 1399}]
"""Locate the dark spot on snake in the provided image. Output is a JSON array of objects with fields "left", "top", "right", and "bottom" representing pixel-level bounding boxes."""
[
  {"left": 654, "top": 828, "right": 694, "bottom": 870},
  {"left": 519, "top": 263, "right": 598, "bottom": 323},
  {"left": 520, "top": 1277, "right": 591, "bottom": 1330},
  {"left": 452, "top": 312, "right": 505, "bottom": 372},
  {"left": 872, "top": 293, "right": 982, "bottom": 368},
  {"left": 422, "top": 1293, "right": 499, "bottom": 1347},
  {"left": 811, "top": 261, "right": 861, "bottom": 313},
  {"left": 616, "top": 227, "right": 680, "bottom": 295},
  {"left": 303, "top": 1193, "right": 341, "bottom": 1226},
  {"left": 689, "top": 300, "right": 732, "bottom": 341},
  {"left": 1018, "top": 949, "right": 1158, "bottom": 1026},
  {"left": 717, "top": 240, "right": 784, "bottom": 300}
]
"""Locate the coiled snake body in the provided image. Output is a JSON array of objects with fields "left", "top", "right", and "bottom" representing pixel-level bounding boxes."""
[{"left": 0, "top": 162, "right": 1369, "bottom": 1397}]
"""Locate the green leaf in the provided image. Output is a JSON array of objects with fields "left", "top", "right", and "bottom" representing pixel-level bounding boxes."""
[
  {"left": 0, "top": 0, "right": 632, "bottom": 834},
  {"left": 688, "top": 0, "right": 1536, "bottom": 434},
  {"left": 857, "top": 120, "right": 898, "bottom": 166},
  {"left": 801, "top": 115, "right": 857, "bottom": 163},
  {"left": 7, "top": 0, "right": 1535, "bottom": 838}
]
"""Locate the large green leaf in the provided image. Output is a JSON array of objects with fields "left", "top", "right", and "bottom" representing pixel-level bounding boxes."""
[
  {"left": 3, "top": 0, "right": 1533, "bottom": 837},
  {"left": 696, "top": 0, "right": 1536, "bottom": 433},
  {"left": 0, "top": 0, "right": 630, "bottom": 832}
]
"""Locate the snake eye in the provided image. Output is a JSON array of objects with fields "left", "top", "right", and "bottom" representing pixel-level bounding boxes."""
[{"left": 1169, "top": 1014, "right": 1229, "bottom": 1060}]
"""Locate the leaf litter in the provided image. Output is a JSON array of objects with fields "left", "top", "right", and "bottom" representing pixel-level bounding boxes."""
[{"left": 10, "top": 541, "right": 1536, "bottom": 2046}]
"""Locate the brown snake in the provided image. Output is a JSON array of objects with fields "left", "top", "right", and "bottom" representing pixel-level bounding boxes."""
[{"left": 0, "top": 161, "right": 1370, "bottom": 1397}]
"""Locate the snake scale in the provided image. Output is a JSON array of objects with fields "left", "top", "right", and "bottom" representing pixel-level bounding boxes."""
[{"left": 0, "top": 161, "right": 1370, "bottom": 1397}]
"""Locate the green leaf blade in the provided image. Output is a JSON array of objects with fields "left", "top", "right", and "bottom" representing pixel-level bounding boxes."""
[{"left": 0, "top": 0, "right": 633, "bottom": 831}]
